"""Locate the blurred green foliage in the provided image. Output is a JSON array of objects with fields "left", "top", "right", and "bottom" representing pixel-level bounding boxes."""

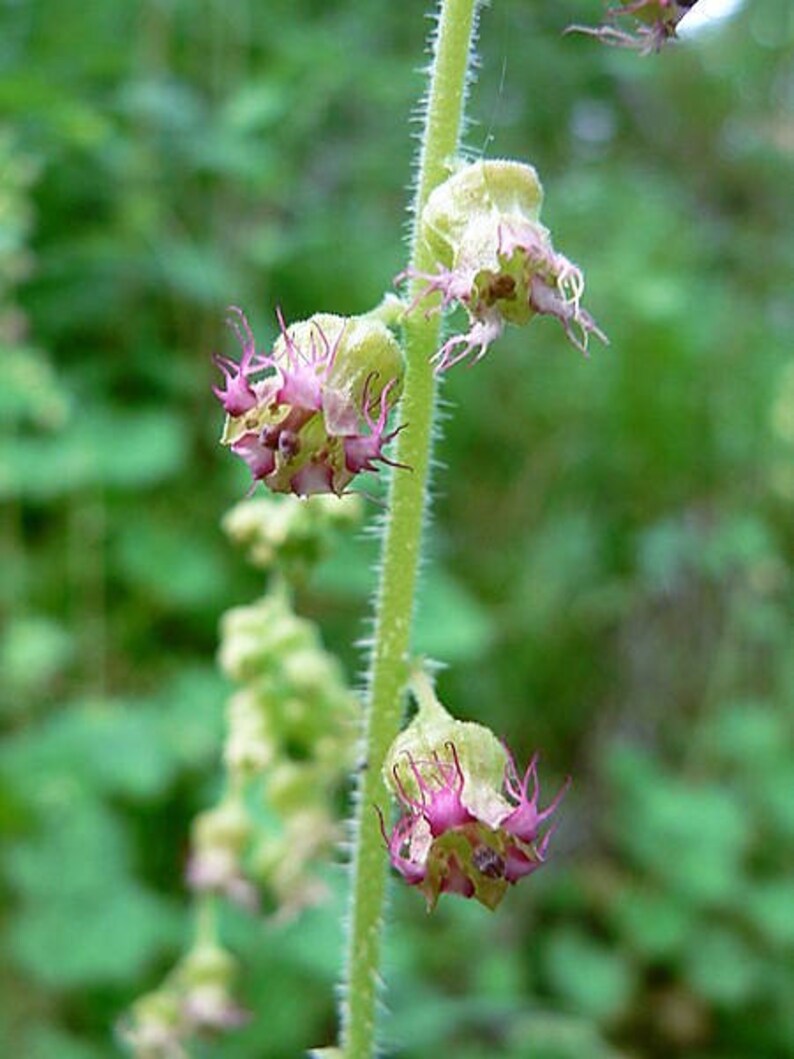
[{"left": 1, "top": 0, "right": 793, "bottom": 1056}]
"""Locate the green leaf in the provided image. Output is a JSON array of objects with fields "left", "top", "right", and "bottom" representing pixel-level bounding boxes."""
[
  {"left": 542, "top": 927, "right": 634, "bottom": 1023},
  {"left": 3, "top": 799, "right": 133, "bottom": 900},
  {"left": 0, "top": 617, "right": 74, "bottom": 711},
  {"left": 0, "top": 700, "right": 177, "bottom": 802},
  {"left": 609, "top": 748, "right": 749, "bottom": 906},
  {"left": 0, "top": 408, "right": 188, "bottom": 500},
  {"left": 682, "top": 927, "right": 763, "bottom": 1005},
  {"left": 510, "top": 1012, "right": 625, "bottom": 1059},
  {"left": 701, "top": 700, "right": 789, "bottom": 771},
  {"left": 744, "top": 881, "right": 794, "bottom": 948},
  {"left": 114, "top": 515, "right": 227, "bottom": 610},
  {"left": 18, "top": 1026, "right": 104, "bottom": 1059},
  {"left": 0, "top": 345, "right": 70, "bottom": 428},
  {"left": 755, "top": 763, "right": 794, "bottom": 840},
  {"left": 610, "top": 886, "right": 693, "bottom": 959},
  {"left": 8, "top": 885, "right": 182, "bottom": 987},
  {"left": 414, "top": 568, "right": 494, "bottom": 662}
]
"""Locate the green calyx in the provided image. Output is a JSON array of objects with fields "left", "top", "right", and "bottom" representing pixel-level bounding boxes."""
[
  {"left": 383, "top": 670, "right": 509, "bottom": 827},
  {"left": 419, "top": 159, "right": 562, "bottom": 332},
  {"left": 193, "top": 800, "right": 252, "bottom": 855},
  {"left": 421, "top": 159, "right": 545, "bottom": 268},
  {"left": 274, "top": 313, "right": 405, "bottom": 422},
  {"left": 178, "top": 942, "right": 237, "bottom": 989}
]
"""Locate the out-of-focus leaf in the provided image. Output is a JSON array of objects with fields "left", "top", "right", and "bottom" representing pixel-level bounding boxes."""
[
  {"left": 155, "top": 666, "right": 227, "bottom": 771},
  {"left": 154, "top": 237, "right": 242, "bottom": 304},
  {"left": 610, "top": 886, "right": 693, "bottom": 960},
  {"left": 116, "top": 77, "right": 204, "bottom": 134},
  {"left": 19, "top": 1026, "right": 105, "bottom": 1059},
  {"left": 638, "top": 514, "right": 779, "bottom": 591},
  {"left": 541, "top": 928, "right": 634, "bottom": 1023},
  {"left": 700, "top": 700, "right": 789, "bottom": 771},
  {"left": 509, "top": 1012, "right": 625, "bottom": 1059},
  {"left": 114, "top": 516, "right": 227, "bottom": 610},
  {"left": 0, "top": 616, "right": 74, "bottom": 710},
  {"left": 743, "top": 881, "right": 794, "bottom": 948},
  {"left": 0, "top": 700, "right": 176, "bottom": 802},
  {"left": 682, "top": 927, "right": 764, "bottom": 1005},
  {"left": 414, "top": 568, "right": 494, "bottom": 662},
  {"left": 0, "top": 345, "right": 70, "bottom": 427},
  {"left": 274, "top": 873, "right": 344, "bottom": 981},
  {"left": 0, "top": 408, "right": 188, "bottom": 499},
  {"left": 511, "top": 512, "right": 603, "bottom": 635},
  {"left": 311, "top": 532, "right": 377, "bottom": 599},
  {"left": 7, "top": 884, "right": 182, "bottom": 987},
  {"left": 3, "top": 798, "right": 133, "bottom": 899},
  {"left": 608, "top": 748, "right": 749, "bottom": 906},
  {"left": 755, "top": 764, "right": 794, "bottom": 840}
]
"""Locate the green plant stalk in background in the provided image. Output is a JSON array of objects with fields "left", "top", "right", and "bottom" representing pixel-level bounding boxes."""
[{"left": 340, "top": 2, "right": 480, "bottom": 1057}]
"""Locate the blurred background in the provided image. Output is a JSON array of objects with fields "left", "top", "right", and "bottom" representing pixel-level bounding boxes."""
[{"left": 2, "top": 0, "right": 794, "bottom": 1056}]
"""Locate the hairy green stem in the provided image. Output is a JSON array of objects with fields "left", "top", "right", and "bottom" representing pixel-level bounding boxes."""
[{"left": 340, "top": 2, "right": 480, "bottom": 1057}]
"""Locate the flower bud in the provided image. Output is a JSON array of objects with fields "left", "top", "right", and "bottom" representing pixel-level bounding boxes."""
[
  {"left": 186, "top": 801, "right": 258, "bottom": 909},
  {"left": 176, "top": 943, "right": 249, "bottom": 1033},
  {"left": 179, "top": 941, "right": 235, "bottom": 988},
  {"left": 216, "top": 308, "right": 405, "bottom": 497},
  {"left": 266, "top": 760, "right": 317, "bottom": 815},
  {"left": 222, "top": 493, "right": 363, "bottom": 573},
  {"left": 120, "top": 990, "right": 186, "bottom": 1059},
  {"left": 402, "top": 159, "right": 606, "bottom": 370},
  {"left": 251, "top": 806, "right": 337, "bottom": 916},
  {"left": 193, "top": 801, "right": 251, "bottom": 851},
  {"left": 224, "top": 687, "right": 276, "bottom": 777},
  {"left": 384, "top": 670, "right": 509, "bottom": 824},
  {"left": 218, "top": 594, "right": 314, "bottom": 682}
]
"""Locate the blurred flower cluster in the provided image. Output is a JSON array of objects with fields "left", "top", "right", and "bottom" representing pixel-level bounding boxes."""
[
  {"left": 194, "top": 494, "right": 360, "bottom": 916},
  {"left": 121, "top": 943, "right": 247, "bottom": 1059},
  {"left": 122, "top": 494, "right": 360, "bottom": 1056},
  {"left": 213, "top": 578, "right": 357, "bottom": 913}
]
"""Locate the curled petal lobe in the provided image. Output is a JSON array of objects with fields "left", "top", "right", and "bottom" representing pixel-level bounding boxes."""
[
  {"left": 502, "top": 747, "right": 571, "bottom": 844},
  {"left": 377, "top": 807, "right": 429, "bottom": 885},
  {"left": 212, "top": 307, "right": 264, "bottom": 416},
  {"left": 432, "top": 313, "right": 504, "bottom": 373},
  {"left": 342, "top": 375, "right": 406, "bottom": 475}
]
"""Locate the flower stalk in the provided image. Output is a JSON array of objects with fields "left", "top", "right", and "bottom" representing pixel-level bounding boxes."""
[{"left": 339, "top": 2, "right": 481, "bottom": 1056}]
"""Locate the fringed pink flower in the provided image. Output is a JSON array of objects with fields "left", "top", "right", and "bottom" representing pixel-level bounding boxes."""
[
  {"left": 381, "top": 736, "right": 569, "bottom": 911},
  {"left": 401, "top": 159, "right": 606, "bottom": 372},
  {"left": 214, "top": 308, "right": 404, "bottom": 497},
  {"left": 566, "top": 0, "right": 698, "bottom": 55}
]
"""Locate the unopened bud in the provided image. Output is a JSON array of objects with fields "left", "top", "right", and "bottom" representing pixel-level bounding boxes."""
[{"left": 218, "top": 594, "right": 314, "bottom": 682}]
